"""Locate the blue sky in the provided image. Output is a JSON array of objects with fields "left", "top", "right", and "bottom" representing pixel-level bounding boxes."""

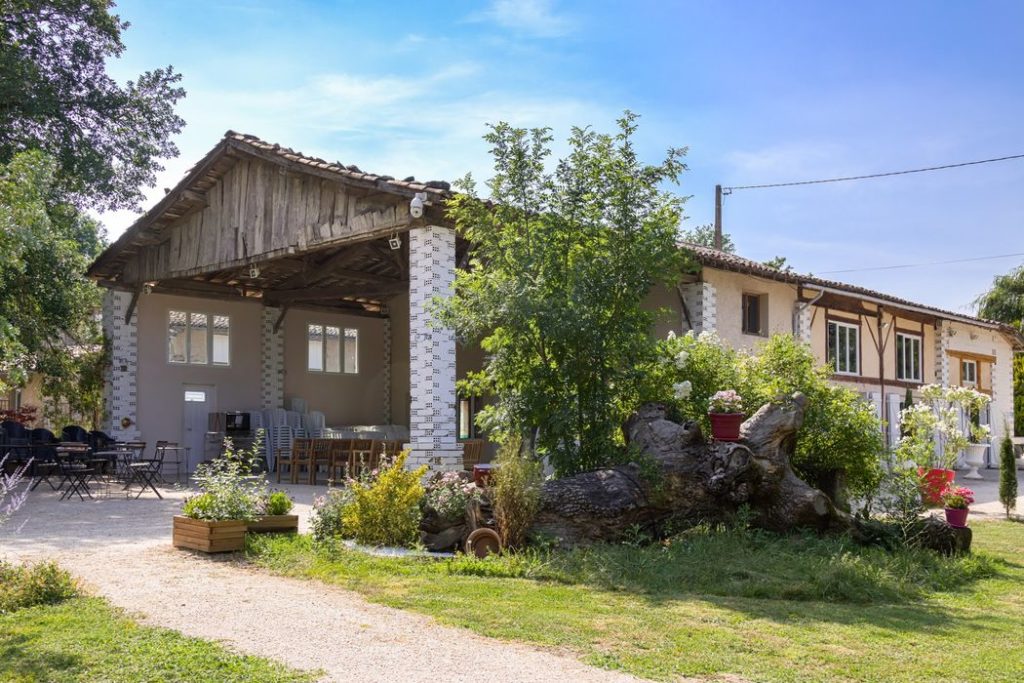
[{"left": 103, "top": 0, "right": 1024, "bottom": 313}]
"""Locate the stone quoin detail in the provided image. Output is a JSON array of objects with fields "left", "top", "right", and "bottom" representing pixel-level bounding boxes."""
[
  {"left": 260, "top": 307, "right": 285, "bottom": 410},
  {"left": 794, "top": 302, "right": 814, "bottom": 344},
  {"left": 102, "top": 289, "right": 141, "bottom": 441},
  {"left": 405, "top": 225, "right": 461, "bottom": 471},
  {"left": 934, "top": 321, "right": 951, "bottom": 386},
  {"left": 680, "top": 281, "right": 718, "bottom": 335}
]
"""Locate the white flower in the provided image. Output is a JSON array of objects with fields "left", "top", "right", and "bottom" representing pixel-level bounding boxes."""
[
  {"left": 674, "top": 349, "right": 689, "bottom": 369},
  {"left": 673, "top": 380, "right": 692, "bottom": 399},
  {"left": 666, "top": 330, "right": 676, "bottom": 340}
]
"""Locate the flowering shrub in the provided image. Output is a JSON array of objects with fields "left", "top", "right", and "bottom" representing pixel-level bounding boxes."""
[
  {"left": 425, "top": 471, "right": 482, "bottom": 523},
  {"left": 342, "top": 450, "right": 427, "bottom": 547},
  {"left": 940, "top": 485, "right": 975, "bottom": 510},
  {"left": 709, "top": 390, "right": 743, "bottom": 414},
  {"left": 310, "top": 487, "right": 353, "bottom": 543},
  {"left": 184, "top": 429, "right": 267, "bottom": 522},
  {"left": 896, "top": 385, "right": 991, "bottom": 470},
  {"left": 0, "top": 560, "right": 78, "bottom": 614}
]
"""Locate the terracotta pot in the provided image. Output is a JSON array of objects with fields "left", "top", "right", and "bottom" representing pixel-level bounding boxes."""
[
  {"left": 708, "top": 412, "right": 744, "bottom": 442},
  {"left": 917, "top": 467, "right": 955, "bottom": 506},
  {"left": 944, "top": 507, "right": 969, "bottom": 528}
]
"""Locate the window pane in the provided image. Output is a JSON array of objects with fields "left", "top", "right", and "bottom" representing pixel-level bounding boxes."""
[
  {"left": 912, "top": 339, "right": 920, "bottom": 380},
  {"left": 344, "top": 328, "right": 358, "bottom": 374},
  {"left": 168, "top": 310, "right": 187, "bottom": 363},
  {"left": 184, "top": 390, "right": 207, "bottom": 402},
  {"left": 324, "top": 326, "right": 341, "bottom": 373},
  {"left": 212, "top": 315, "right": 230, "bottom": 365},
  {"left": 189, "top": 313, "right": 208, "bottom": 364},
  {"left": 308, "top": 325, "right": 323, "bottom": 371},
  {"left": 848, "top": 327, "right": 858, "bottom": 374},
  {"left": 827, "top": 323, "right": 837, "bottom": 369}
]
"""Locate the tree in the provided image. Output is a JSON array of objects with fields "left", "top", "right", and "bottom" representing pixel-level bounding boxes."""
[
  {"left": 762, "top": 255, "right": 794, "bottom": 272},
  {"left": 999, "top": 431, "right": 1017, "bottom": 518},
  {"left": 976, "top": 264, "right": 1024, "bottom": 329},
  {"left": 679, "top": 223, "right": 735, "bottom": 253},
  {"left": 1, "top": 1, "right": 185, "bottom": 210},
  {"left": 439, "top": 113, "right": 689, "bottom": 476},
  {"left": 0, "top": 151, "right": 104, "bottom": 401}
]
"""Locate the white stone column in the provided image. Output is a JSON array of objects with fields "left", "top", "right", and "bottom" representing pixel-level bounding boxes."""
[
  {"left": 260, "top": 306, "right": 285, "bottom": 410},
  {"left": 102, "top": 289, "right": 141, "bottom": 440},
  {"left": 680, "top": 281, "right": 717, "bottom": 335},
  {"left": 406, "top": 225, "right": 461, "bottom": 471},
  {"left": 934, "top": 321, "right": 951, "bottom": 386},
  {"left": 793, "top": 303, "right": 814, "bottom": 345}
]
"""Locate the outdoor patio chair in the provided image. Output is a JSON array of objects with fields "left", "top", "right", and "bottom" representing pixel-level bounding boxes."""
[
  {"left": 461, "top": 439, "right": 485, "bottom": 471},
  {"left": 276, "top": 438, "right": 311, "bottom": 484},
  {"left": 309, "top": 439, "right": 332, "bottom": 485},
  {"left": 124, "top": 446, "right": 163, "bottom": 499},
  {"left": 60, "top": 425, "right": 90, "bottom": 444},
  {"left": 155, "top": 440, "right": 188, "bottom": 483},
  {"left": 56, "top": 444, "right": 94, "bottom": 501},
  {"left": 349, "top": 439, "right": 375, "bottom": 478},
  {"left": 27, "top": 428, "right": 59, "bottom": 491}
]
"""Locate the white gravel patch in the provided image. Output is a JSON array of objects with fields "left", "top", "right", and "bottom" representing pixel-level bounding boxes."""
[{"left": 1, "top": 483, "right": 649, "bottom": 683}]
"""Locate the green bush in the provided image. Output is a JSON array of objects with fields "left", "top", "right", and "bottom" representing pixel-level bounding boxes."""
[
  {"left": 265, "top": 490, "right": 294, "bottom": 516},
  {"left": 1000, "top": 432, "right": 1017, "bottom": 518},
  {"left": 0, "top": 560, "right": 78, "bottom": 613},
  {"left": 310, "top": 488, "right": 353, "bottom": 543},
  {"left": 493, "top": 439, "right": 544, "bottom": 550},
  {"left": 342, "top": 451, "right": 427, "bottom": 547},
  {"left": 185, "top": 430, "right": 268, "bottom": 522}
]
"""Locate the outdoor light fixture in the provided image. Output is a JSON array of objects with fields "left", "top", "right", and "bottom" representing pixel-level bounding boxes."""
[
  {"left": 143, "top": 281, "right": 157, "bottom": 294},
  {"left": 409, "top": 192, "right": 427, "bottom": 218},
  {"left": 389, "top": 233, "right": 402, "bottom": 250},
  {"left": 249, "top": 264, "right": 261, "bottom": 279}
]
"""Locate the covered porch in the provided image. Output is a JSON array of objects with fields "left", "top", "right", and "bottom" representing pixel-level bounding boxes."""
[{"left": 87, "top": 132, "right": 488, "bottom": 475}]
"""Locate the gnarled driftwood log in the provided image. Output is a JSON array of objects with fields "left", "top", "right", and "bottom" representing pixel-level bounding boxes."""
[{"left": 531, "top": 393, "right": 852, "bottom": 545}]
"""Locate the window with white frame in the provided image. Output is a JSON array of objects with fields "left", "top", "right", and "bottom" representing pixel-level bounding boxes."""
[
  {"left": 307, "top": 324, "right": 358, "bottom": 374},
  {"left": 827, "top": 320, "right": 860, "bottom": 375},
  {"left": 961, "top": 359, "right": 977, "bottom": 387},
  {"left": 168, "top": 311, "right": 230, "bottom": 366},
  {"left": 896, "top": 333, "right": 922, "bottom": 382}
]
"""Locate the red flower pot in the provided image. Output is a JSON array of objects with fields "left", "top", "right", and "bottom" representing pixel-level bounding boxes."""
[
  {"left": 917, "top": 467, "right": 955, "bottom": 506},
  {"left": 944, "top": 507, "right": 969, "bottom": 528},
  {"left": 708, "top": 412, "right": 744, "bottom": 442}
]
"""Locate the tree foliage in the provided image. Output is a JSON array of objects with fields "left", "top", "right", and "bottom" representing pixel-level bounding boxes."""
[
  {"left": 0, "top": 0, "right": 185, "bottom": 210},
  {"left": 438, "top": 113, "right": 690, "bottom": 475},
  {"left": 679, "top": 223, "right": 735, "bottom": 253},
  {"left": 975, "top": 263, "right": 1024, "bottom": 329},
  {"left": 999, "top": 432, "right": 1017, "bottom": 518},
  {"left": 0, "top": 151, "right": 104, "bottom": 396}
]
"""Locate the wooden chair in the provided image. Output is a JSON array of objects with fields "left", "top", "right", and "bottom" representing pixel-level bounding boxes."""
[
  {"left": 376, "top": 439, "right": 402, "bottom": 462},
  {"left": 461, "top": 439, "right": 485, "bottom": 471},
  {"left": 309, "top": 439, "right": 333, "bottom": 485},
  {"left": 276, "top": 438, "right": 311, "bottom": 484},
  {"left": 328, "top": 439, "right": 352, "bottom": 482},
  {"left": 349, "top": 439, "right": 375, "bottom": 478}
]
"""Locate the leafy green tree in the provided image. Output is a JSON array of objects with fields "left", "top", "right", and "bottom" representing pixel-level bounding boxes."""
[
  {"left": 999, "top": 432, "right": 1017, "bottom": 518},
  {"left": 439, "top": 113, "right": 689, "bottom": 476},
  {"left": 0, "top": 151, "right": 104, "bottom": 398},
  {"left": 680, "top": 223, "right": 735, "bottom": 253},
  {"left": 762, "top": 255, "right": 794, "bottom": 272},
  {"left": 1, "top": 1, "right": 185, "bottom": 210},
  {"left": 975, "top": 263, "right": 1024, "bottom": 435},
  {"left": 1016, "top": 355, "right": 1024, "bottom": 436}
]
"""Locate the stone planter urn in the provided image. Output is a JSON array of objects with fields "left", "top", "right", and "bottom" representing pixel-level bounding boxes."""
[{"left": 963, "top": 443, "right": 987, "bottom": 480}]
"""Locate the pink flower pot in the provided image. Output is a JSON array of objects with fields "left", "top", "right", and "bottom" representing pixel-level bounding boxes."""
[
  {"left": 944, "top": 507, "right": 969, "bottom": 528},
  {"left": 708, "top": 412, "right": 744, "bottom": 442}
]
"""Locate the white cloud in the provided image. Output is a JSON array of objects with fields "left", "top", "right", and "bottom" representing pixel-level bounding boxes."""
[{"left": 472, "top": 0, "right": 573, "bottom": 38}]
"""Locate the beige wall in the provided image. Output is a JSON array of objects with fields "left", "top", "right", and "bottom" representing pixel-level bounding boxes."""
[
  {"left": 282, "top": 307, "right": 388, "bottom": 427},
  {"left": 946, "top": 321, "right": 1016, "bottom": 440},
  {"left": 135, "top": 293, "right": 263, "bottom": 446},
  {"left": 702, "top": 269, "right": 799, "bottom": 352}
]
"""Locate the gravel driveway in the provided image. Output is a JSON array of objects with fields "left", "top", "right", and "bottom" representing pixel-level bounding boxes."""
[{"left": 1, "top": 484, "right": 647, "bottom": 683}]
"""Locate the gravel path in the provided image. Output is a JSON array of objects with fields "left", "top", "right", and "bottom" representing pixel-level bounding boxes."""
[{"left": 1, "top": 484, "right": 646, "bottom": 683}]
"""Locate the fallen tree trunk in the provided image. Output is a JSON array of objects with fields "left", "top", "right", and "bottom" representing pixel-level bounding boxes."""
[{"left": 531, "top": 393, "right": 852, "bottom": 545}]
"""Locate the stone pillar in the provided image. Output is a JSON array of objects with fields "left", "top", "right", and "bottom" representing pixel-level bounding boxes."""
[
  {"left": 260, "top": 306, "right": 285, "bottom": 410},
  {"left": 934, "top": 321, "right": 950, "bottom": 386},
  {"left": 793, "top": 303, "right": 814, "bottom": 345},
  {"left": 406, "top": 225, "right": 461, "bottom": 471},
  {"left": 102, "top": 289, "right": 140, "bottom": 440},
  {"left": 680, "top": 281, "right": 717, "bottom": 335},
  {"left": 382, "top": 315, "right": 392, "bottom": 424}
]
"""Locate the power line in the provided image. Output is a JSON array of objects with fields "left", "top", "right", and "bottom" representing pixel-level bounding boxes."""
[
  {"left": 724, "top": 153, "right": 1024, "bottom": 192},
  {"left": 816, "top": 251, "right": 1024, "bottom": 275}
]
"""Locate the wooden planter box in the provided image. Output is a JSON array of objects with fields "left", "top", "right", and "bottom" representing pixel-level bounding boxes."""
[
  {"left": 172, "top": 515, "right": 247, "bottom": 553},
  {"left": 247, "top": 514, "right": 299, "bottom": 534}
]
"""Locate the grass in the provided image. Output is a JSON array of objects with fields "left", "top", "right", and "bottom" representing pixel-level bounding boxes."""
[
  {"left": 246, "top": 522, "right": 1024, "bottom": 682},
  {"left": 0, "top": 597, "right": 317, "bottom": 682}
]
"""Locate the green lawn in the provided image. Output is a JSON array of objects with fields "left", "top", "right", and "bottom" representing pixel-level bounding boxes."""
[
  {"left": 246, "top": 522, "right": 1024, "bottom": 682},
  {"left": 0, "top": 597, "right": 317, "bottom": 683}
]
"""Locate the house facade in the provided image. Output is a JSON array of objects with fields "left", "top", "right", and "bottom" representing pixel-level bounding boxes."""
[
  {"left": 88, "top": 132, "right": 1022, "bottom": 474},
  {"left": 666, "top": 245, "right": 1023, "bottom": 464}
]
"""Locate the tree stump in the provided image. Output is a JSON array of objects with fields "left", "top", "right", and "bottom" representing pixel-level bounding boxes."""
[{"left": 531, "top": 393, "right": 851, "bottom": 546}]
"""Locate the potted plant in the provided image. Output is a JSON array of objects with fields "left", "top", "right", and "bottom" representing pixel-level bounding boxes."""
[
  {"left": 248, "top": 490, "right": 298, "bottom": 533},
  {"left": 173, "top": 430, "right": 266, "bottom": 553},
  {"left": 940, "top": 484, "right": 975, "bottom": 528},
  {"left": 708, "top": 389, "right": 744, "bottom": 442}
]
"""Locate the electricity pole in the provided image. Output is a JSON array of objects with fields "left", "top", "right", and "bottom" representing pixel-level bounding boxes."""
[{"left": 714, "top": 184, "right": 723, "bottom": 250}]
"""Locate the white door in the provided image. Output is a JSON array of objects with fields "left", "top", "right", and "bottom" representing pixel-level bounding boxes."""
[{"left": 183, "top": 385, "right": 216, "bottom": 472}]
